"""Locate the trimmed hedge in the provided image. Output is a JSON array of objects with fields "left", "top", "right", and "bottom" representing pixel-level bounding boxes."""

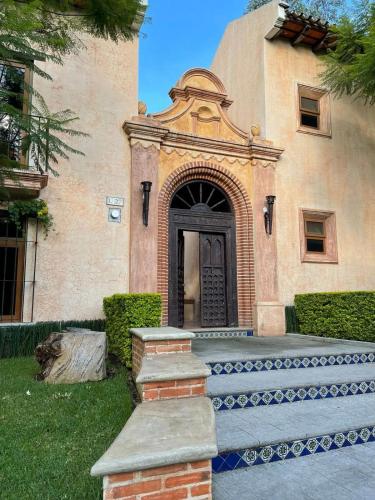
[
  {"left": 285, "top": 305, "right": 300, "bottom": 333},
  {"left": 295, "top": 291, "right": 375, "bottom": 342},
  {"left": 103, "top": 293, "right": 161, "bottom": 367},
  {"left": 0, "top": 319, "right": 106, "bottom": 358}
]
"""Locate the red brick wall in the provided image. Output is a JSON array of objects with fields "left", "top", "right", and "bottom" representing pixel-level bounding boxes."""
[
  {"left": 132, "top": 336, "right": 192, "bottom": 379},
  {"left": 158, "top": 161, "right": 255, "bottom": 327},
  {"left": 104, "top": 460, "right": 212, "bottom": 500},
  {"left": 141, "top": 378, "right": 206, "bottom": 401}
]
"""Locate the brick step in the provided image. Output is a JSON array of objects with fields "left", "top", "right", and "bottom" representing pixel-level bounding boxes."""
[
  {"left": 208, "top": 363, "right": 375, "bottom": 411},
  {"left": 213, "top": 392, "right": 375, "bottom": 473},
  {"left": 192, "top": 328, "right": 254, "bottom": 339}
]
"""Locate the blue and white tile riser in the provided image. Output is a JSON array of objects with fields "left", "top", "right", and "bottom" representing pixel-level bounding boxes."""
[
  {"left": 213, "top": 425, "right": 375, "bottom": 473},
  {"left": 211, "top": 379, "right": 375, "bottom": 411},
  {"left": 210, "top": 351, "right": 375, "bottom": 375},
  {"left": 194, "top": 329, "right": 253, "bottom": 339}
]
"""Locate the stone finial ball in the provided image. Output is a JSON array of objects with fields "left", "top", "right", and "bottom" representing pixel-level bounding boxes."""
[
  {"left": 251, "top": 125, "right": 261, "bottom": 137},
  {"left": 138, "top": 101, "right": 147, "bottom": 115}
]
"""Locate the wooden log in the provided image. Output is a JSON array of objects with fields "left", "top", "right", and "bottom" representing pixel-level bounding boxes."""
[{"left": 35, "top": 329, "right": 106, "bottom": 384}]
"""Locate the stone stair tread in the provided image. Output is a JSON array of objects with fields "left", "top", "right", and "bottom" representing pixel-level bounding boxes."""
[
  {"left": 213, "top": 442, "right": 375, "bottom": 500},
  {"left": 193, "top": 335, "right": 375, "bottom": 363},
  {"left": 208, "top": 363, "right": 375, "bottom": 396},
  {"left": 216, "top": 392, "right": 375, "bottom": 452}
]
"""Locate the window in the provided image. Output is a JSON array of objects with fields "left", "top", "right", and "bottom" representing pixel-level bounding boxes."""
[
  {"left": 304, "top": 218, "right": 325, "bottom": 253},
  {"left": 0, "top": 212, "right": 25, "bottom": 322},
  {"left": 299, "top": 209, "right": 338, "bottom": 263},
  {"left": 297, "top": 84, "right": 331, "bottom": 137},
  {"left": 0, "top": 61, "right": 30, "bottom": 163}
]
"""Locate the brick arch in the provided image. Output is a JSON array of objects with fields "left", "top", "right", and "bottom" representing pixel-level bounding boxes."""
[{"left": 158, "top": 161, "right": 255, "bottom": 327}]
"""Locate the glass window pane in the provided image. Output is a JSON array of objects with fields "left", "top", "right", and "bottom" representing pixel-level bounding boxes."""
[
  {"left": 306, "top": 238, "right": 324, "bottom": 253},
  {"left": 306, "top": 221, "right": 324, "bottom": 235},
  {"left": 301, "top": 97, "right": 319, "bottom": 112},
  {"left": 301, "top": 113, "right": 319, "bottom": 128}
]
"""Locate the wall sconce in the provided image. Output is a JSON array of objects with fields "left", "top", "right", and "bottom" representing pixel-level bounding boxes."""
[
  {"left": 141, "top": 181, "right": 152, "bottom": 227},
  {"left": 263, "top": 195, "right": 276, "bottom": 235}
]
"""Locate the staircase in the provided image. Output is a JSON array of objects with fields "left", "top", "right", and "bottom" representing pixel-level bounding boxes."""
[{"left": 193, "top": 334, "right": 375, "bottom": 500}]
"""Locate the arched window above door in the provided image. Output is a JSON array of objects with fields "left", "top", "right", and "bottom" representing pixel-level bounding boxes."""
[{"left": 170, "top": 181, "right": 231, "bottom": 213}]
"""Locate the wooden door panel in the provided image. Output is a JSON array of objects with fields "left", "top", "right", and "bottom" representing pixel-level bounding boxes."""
[
  {"left": 200, "top": 233, "right": 227, "bottom": 327},
  {"left": 177, "top": 230, "right": 184, "bottom": 328}
]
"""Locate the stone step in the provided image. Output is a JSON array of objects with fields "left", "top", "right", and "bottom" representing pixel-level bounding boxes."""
[
  {"left": 208, "top": 350, "right": 375, "bottom": 376},
  {"left": 213, "top": 392, "right": 375, "bottom": 473},
  {"left": 213, "top": 441, "right": 375, "bottom": 500},
  {"left": 193, "top": 334, "right": 375, "bottom": 366},
  {"left": 208, "top": 363, "right": 375, "bottom": 411},
  {"left": 192, "top": 328, "right": 253, "bottom": 339}
]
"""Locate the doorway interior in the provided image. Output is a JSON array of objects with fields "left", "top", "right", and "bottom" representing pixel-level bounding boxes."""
[{"left": 168, "top": 180, "right": 238, "bottom": 329}]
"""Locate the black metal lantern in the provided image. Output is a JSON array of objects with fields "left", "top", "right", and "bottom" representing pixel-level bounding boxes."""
[
  {"left": 141, "top": 181, "right": 152, "bottom": 227},
  {"left": 264, "top": 195, "right": 276, "bottom": 235}
]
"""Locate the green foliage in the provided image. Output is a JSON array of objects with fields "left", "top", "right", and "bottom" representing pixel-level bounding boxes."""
[
  {"left": 8, "top": 198, "right": 53, "bottom": 236},
  {"left": 103, "top": 293, "right": 162, "bottom": 367},
  {"left": 295, "top": 291, "right": 375, "bottom": 341},
  {"left": 245, "top": 0, "right": 347, "bottom": 22},
  {"left": 321, "top": 1, "right": 375, "bottom": 104},
  {"left": 0, "top": 0, "right": 145, "bottom": 197},
  {"left": 0, "top": 357, "right": 132, "bottom": 499},
  {"left": 0, "top": 319, "right": 106, "bottom": 358},
  {"left": 285, "top": 305, "right": 300, "bottom": 333}
]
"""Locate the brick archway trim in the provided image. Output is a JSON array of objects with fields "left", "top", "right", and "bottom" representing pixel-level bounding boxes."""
[{"left": 158, "top": 161, "right": 255, "bottom": 327}]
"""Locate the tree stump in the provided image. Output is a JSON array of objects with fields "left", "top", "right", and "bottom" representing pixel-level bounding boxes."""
[{"left": 35, "top": 329, "right": 107, "bottom": 384}]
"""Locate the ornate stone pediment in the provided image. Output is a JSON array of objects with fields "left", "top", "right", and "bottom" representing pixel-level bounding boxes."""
[{"left": 151, "top": 68, "right": 250, "bottom": 145}]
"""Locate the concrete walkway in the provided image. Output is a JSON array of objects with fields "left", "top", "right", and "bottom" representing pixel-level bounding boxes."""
[
  {"left": 193, "top": 334, "right": 375, "bottom": 363},
  {"left": 213, "top": 442, "right": 375, "bottom": 500}
]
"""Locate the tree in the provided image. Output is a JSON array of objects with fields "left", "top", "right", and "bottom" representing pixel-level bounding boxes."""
[
  {"left": 245, "top": 0, "right": 347, "bottom": 23},
  {"left": 321, "top": 1, "right": 375, "bottom": 105},
  {"left": 0, "top": 0, "right": 146, "bottom": 198}
]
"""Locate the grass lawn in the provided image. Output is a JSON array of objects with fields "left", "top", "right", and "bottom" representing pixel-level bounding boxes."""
[{"left": 0, "top": 357, "right": 133, "bottom": 500}]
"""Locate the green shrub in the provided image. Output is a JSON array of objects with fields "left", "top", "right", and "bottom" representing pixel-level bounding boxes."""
[
  {"left": 103, "top": 293, "right": 161, "bottom": 367},
  {"left": 0, "top": 319, "right": 106, "bottom": 358},
  {"left": 285, "top": 305, "right": 300, "bottom": 333},
  {"left": 295, "top": 291, "right": 375, "bottom": 342}
]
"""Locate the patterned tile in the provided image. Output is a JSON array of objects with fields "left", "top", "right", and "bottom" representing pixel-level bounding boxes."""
[
  {"left": 208, "top": 352, "right": 375, "bottom": 376},
  {"left": 194, "top": 329, "right": 253, "bottom": 339},
  {"left": 212, "top": 425, "right": 375, "bottom": 473},
  {"left": 210, "top": 379, "right": 375, "bottom": 411}
]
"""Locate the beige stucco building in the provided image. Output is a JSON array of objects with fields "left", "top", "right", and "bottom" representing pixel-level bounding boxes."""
[
  {"left": 211, "top": 0, "right": 375, "bottom": 307},
  {"left": 1, "top": 1, "right": 374, "bottom": 336}
]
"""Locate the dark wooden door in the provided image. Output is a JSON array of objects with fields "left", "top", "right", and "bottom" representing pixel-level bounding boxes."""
[
  {"left": 200, "top": 233, "right": 227, "bottom": 327},
  {"left": 177, "top": 230, "right": 184, "bottom": 327}
]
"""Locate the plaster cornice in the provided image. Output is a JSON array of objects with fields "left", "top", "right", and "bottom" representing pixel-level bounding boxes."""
[{"left": 124, "top": 119, "right": 284, "bottom": 163}]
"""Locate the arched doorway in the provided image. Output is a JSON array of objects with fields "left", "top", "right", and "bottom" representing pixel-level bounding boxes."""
[{"left": 168, "top": 180, "right": 238, "bottom": 328}]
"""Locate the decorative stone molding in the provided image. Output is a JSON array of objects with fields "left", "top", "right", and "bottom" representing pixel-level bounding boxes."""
[{"left": 3, "top": 170, "right": 48, "bottom": 199}]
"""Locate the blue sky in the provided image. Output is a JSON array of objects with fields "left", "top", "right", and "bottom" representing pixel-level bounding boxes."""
[{"left": 139, "top": 1, "right": 248, "bottom": 113}]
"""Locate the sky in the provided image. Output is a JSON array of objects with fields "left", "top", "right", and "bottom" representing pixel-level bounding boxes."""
[{"left": 139, "top": 0, "right": 248, "bottom": 113}]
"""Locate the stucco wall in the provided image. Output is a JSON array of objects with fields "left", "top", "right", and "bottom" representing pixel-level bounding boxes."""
[
  {"left": 264, "top": 39, "right": 375, "bottom": 304},
  {"left": 211, "top": 0, "right": 278, "bottom": 136},
  {"left": 30, "top": 35, "right": 138, "bottom": 321},
  {"left": 212, "top": 1, "right": 375, "bottom": 306}
]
